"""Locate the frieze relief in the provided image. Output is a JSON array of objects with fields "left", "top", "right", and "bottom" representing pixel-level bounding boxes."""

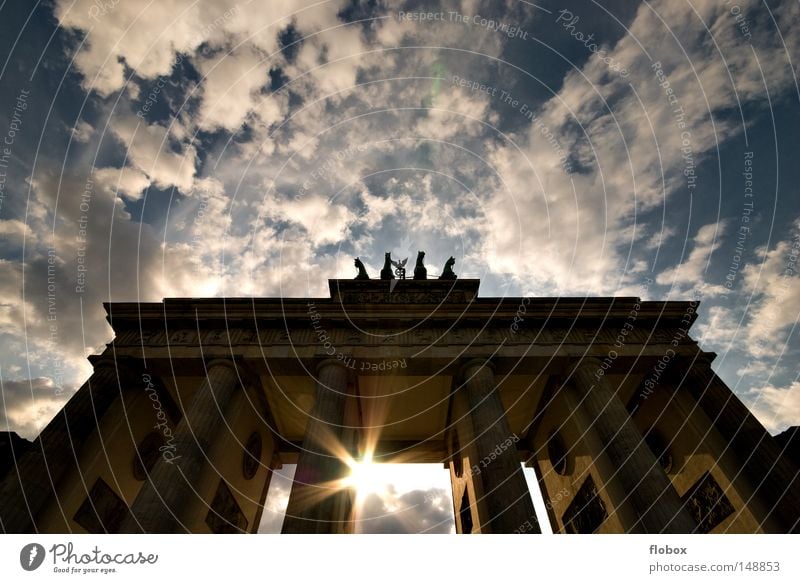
[
  {"left": 168, "top": 329, "right": 196, "bottom": 344},
  {"left": 237, "top": 329, "right": 259, "bottom": 344},
  {"left": 338, "top": 291, "right": 471, "bottom": 304},
  {"left": 204, "top": 329, "right": 230, "bottom": 344},
  {"left": 114, "top": 324, "right": 671, "bottom": 349}
]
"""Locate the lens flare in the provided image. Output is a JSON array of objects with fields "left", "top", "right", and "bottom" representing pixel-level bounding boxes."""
[{"left": 344, "top": 453, "right": 386, "bottom": 496}]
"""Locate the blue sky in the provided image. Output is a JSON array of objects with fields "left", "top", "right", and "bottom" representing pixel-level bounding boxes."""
[{"left": 0, "top": 0, "right": 799, "bottom": 531}]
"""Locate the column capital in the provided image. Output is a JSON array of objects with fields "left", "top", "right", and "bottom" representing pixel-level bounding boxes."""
[
  {"left": 197, "top": 360, "right": 242, "bottom": 401},
  {"left": 459, "top": 358, "right": 495, "bottom": 381},
  {"left": 204, "top": 358, "right": 238, "bottom": 372},
  {"left": 572, "top": 356, "right": 603, "bottom": 371},
  {"left": 89, "top": 355, "right": 140, "bottom": 380},
  {"left": 91, "top": 357, "right": 118, "bottom": 369},
  {"left": 569, "top": 356, "right": 604, "bottom": 377},
  {"left": 316, "top": 358, "right": 349, "bottom": 374}
]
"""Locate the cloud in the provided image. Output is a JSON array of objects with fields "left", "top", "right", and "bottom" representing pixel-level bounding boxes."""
[
  {"left": 12, "top": 0, "right": 794, "bottom": 471},
  {"left": 695, "top": 304, "right": 740, "bottom": 349},
  {"left": 738, "top": 228, "right": 800, "bottom": 359},
  {"left": 656, "top": 221, "right": 729, "bottom": 297},
  {"left": 256, "top": 464, "right": 456, "bottom": 533},
  {"left": 479, "top": 0, "right": 800, "bottom": 295},
  {"left": 109, "top": 115, "right": 197, "bottom": 192},
  {"left": 0, "top": 220, "right": 34, "bottom": 253},
  {"left": 69, "top": 120, "right": 95, "bottom": 143},
  {"left": 0, "top": 165, "right": 241, "bottom": 437},
  {"left": 260, "top": 192, "right": 359, "bottom": 248},
  {"left": 413, "top": 84, "right": 495, "bottom": 140},
  {"left": 257, "top": 464, "right": 296, "bottom": 533},
  {"left": 195, "top": 46, "right": 285, "bottom": 133},
  {"left": 355, "top": 486, "right": 454, "bottom": 534},
  {"left": 55, "top": 0, "right": 246, "bottom": 96},
  {"left": 745, "top": 381, "right": 800, "bottom": 434},
  {"left": 0, "top": 377, "right": 71, "bottom": 440},
  {"left": 93, "top": 166, "right": 151, "bottom": 200},
  {"left": 290, "top": 14, "right": 365, "bottom": 97},
  {"left": 695, "top": 225, "right": 800, "bottom": 383}
]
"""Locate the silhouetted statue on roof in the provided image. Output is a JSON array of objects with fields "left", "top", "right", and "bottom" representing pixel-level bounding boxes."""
[
  {"left": 391, "top": 256, "right": 408, "bottom": 279},
  {"left": 380, "top": 252, "right": 394, "bottom": 280},
  {"left": 413, "top": 251, "right": 427, "bottom": 280},
  {"left": 439, "top": 256, "right": 457, "bottom": 280},
  {"left": 354, "top": 257, "right": 369, "bottom": 280}
]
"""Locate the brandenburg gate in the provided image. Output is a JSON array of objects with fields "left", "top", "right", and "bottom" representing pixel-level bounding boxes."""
[{"left": 1, "top": 257, "right": 798, "bottom": 534}]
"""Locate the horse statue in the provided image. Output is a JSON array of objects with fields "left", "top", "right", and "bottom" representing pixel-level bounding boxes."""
[
  {"left": 354, "top": 257, "right": 369, "bottom": 280},
  {"left": 439, "top": 256, "right": 457, "bottom": 280},
  {"left": 380, "top": 252, "right": 394, "bottom": 280},
  {"left": 413, "top": 251, "right": 427, "bottom": 280}
]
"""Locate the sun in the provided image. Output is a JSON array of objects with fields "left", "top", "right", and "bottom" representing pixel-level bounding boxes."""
[{"left": 344, "top": 454, "right": 386, "bottom": 497}]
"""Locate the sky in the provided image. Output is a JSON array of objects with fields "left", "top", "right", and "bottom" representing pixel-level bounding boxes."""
[
  {"left": 0, "top": 0, "right": 799, "bottom": 532},
  {"left": 255, "top": 463, "right": 550, "bottom": 534},
  {"left": 256, "top": 463, "right": 459, "bottom": 534}
]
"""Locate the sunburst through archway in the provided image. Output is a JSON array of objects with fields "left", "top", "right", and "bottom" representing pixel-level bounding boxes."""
[
  {"left": 342, "top": 452, "right": 386, "bottom": 497},
  {"left": 339, "top": 450, "right": 456, "bottom": 533}
]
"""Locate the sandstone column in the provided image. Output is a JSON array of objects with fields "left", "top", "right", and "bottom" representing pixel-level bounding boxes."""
[
  {"left": 572, "top": 358, "right": 695, "bottom": 533},
  {"left": 282, "top": 359, "right": 352, "bottom": 533},
  {"left": 121, "top": 360, "right": 241, "bottom": 533},
  {"left": 461, "top": 359, "right": 539, "bottom": 533},
  {"left": 0, "top": 360, "right": 124, "bottom": 533},
  {"left": 679, "top": 357, "right": 800, "bottom": 533}
]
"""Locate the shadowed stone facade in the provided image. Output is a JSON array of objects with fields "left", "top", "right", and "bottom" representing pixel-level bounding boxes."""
[{"left": 1, "top": 279, "right": 798, "bottom": 533}]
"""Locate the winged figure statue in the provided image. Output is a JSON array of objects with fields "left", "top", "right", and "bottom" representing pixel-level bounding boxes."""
[{"left": 391, "top": 257, "right": 408, "bottom": 279}]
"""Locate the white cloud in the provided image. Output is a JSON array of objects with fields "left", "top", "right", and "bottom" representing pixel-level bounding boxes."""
[
  {"left": 356, "top": 487, "right": 454, "bottom": 533},
  {"left": 738, "top": 229, "right": 800, "bottom": 359},
  {"left": 260, "top": 192, "right": 358, "bottom": 248},
  {"left": 414, "top": 84, "right": 494, "bottom": 140},
  {"left": 69, "top": 120, "right": 95, "bottom": 143},
  {"left": 55, "top": 0, "right": 245, "bottom": 96},
  {"left": 695, "top": 304, "right": 740, "bottom": 349},
  {"left": 292, "top": 23, "right": 365, "bottom": 97},
  {"left": 696, "top": 226, "right": 800, "bottom": 366},
  {"left": 0, "top": 260, "right": 27, "bottom": 335},
  {"left": 195, "top": 46, "right": 285, "bottom": 132},
  {"left": 93, "top": 166, "right": 151, "bottom": 200},
  {"left": 656, "top": 221, "right": 729, "bottom": 297},
  {"left": 255, "top": 463, "right": 456, "bottom": 534},
  {"left": 0, "top": 220, "right": 34, "bottom": 252},
  {"left": 745, "top": 381, "right": 800, "bottom": 434},
  {"left": 479, "top": 0, "right": 800, "bottom": 296},
  {"left": 0, "top": 377, "right": 72, "bottom": 440},
  {"left": 20, "top": 0, "right": 798, "bottom": 462},
  {"left": 350, "top": 463, "right": 455, "bottom": 534},
  {"left": 109, "top": 115, "right": 197, "bottom": 192},
  {"left": 0, "top": 2, "right": 786, "bottom": 542}
]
